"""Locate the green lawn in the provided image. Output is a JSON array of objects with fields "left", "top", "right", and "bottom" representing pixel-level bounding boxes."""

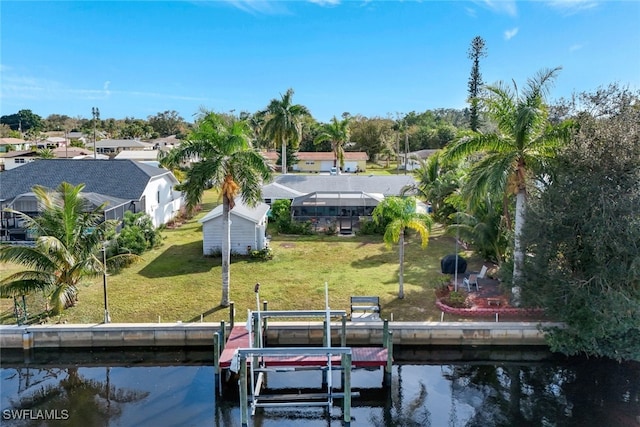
[{"left": 0, "top": 188, "right": 482, "bottom": 325}]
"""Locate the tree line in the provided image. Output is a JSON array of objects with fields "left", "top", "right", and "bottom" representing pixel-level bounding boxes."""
[{"left": 1, "top": 107, "right": 471, "bottom": 164}]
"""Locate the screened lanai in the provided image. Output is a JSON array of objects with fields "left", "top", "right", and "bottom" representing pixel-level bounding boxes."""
[
  {"left": 0, "top": 192, "right": 139, "bottom": 242},
  {"left": 290, "top": 191, "right": 383, "bottom": 232}
]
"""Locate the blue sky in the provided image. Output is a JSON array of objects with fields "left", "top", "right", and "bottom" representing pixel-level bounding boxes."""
[{"left": 1, "top": 1, "right": 639, "bottom": 123}]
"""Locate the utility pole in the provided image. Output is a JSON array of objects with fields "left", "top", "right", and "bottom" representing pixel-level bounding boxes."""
[
  {"left": 92, "top": 107, "right": 100, "bottom": 159},
  {"left": 404, "top": 130, "right": 408, "bottom": 175},
  {"left": 102, "top": 243, "right": 111, "bottom": 323}
]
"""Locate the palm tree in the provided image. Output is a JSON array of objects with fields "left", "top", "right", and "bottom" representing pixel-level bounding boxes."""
[
  {"left": 444, "top": 67, "right": 569, "bottom": 304},
  {"left": 372, "top": 196, "right": 433, "bottom": 299},
  {"left": 161, "top": 113, "right": 272, "bottom": 307},
  {"left": 0, "top": 182, "right": 118, "bottom": 315},
  {"left": 261, "top": 88, "right": 310, "bottom": 174},
  {"left": 313, "top": 116, "right": 350, "bottom": 171},
  {"left": 36, "top": 148, "right": 55, "bottom": 159},
  {"left": 408, "top": 152, "right": 462, "bottom": 225}
]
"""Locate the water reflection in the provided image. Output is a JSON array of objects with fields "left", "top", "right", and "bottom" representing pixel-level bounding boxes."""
[{"left": 1, "top": 350, "right": 638, "bottom": 427}]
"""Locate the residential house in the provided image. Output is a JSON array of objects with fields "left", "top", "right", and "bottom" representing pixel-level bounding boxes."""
[
  {"left": 0, "top": 138, "right": 31, "bottom": 153},
  {"left": 292, "top": 152, "right": 368, "bottom": 173},
  {"left": 114, "top": 149, "right": 161, "bottom": 167},
  {"left": 36, "top": 136, "right": 67, "bottom": 150},
  {"left": 0, "top": 159, "right": 183, "bottom": 241},
  {"left": 92, "top": 139, "right": 154, "bottom": 156},
  {"left": 261, "top": 174, "right": 419, "bottom": 232},
  {"left": 0, "top": 148, "right": 108, "bottom": 171},
  {"left": 150, "top": 135, "right": 181, "bottom": 151},
  {"left": 398, "top": 149, "right": 439, "bottom": 171},
  {"left": 0, "top": 150, "right": 38, "bottom": 171},
  {"left": 260, "top": 151, "right": 368, "bottom": 173},
  {"left": 199, "top": 199, "right": 270, "bottom": 256},
  {"left": 51, "top": 147, "right": 107, "bottom": 159}
]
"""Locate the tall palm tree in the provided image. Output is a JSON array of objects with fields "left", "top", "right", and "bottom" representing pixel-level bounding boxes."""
[
  {"left": 161, "top": 113, "right": 272, "bottom": 307},
  {"left": 372, "top": 196, "right": 433, "bottom": 299},
  {"left": 444, "top": 67, "right": 570, "bottom": 304},
  {"left": 261, "top": 88, "right": 310, "bottom": 174},
  {"left": 0, "top": 182, "right": 118, "bottom": 315},
  {"left": 313, "top": 116, "right": 350, "bottom": 171}
]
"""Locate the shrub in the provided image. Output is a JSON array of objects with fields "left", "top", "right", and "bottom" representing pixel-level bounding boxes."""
[
  {"left": 324, "top": 223, "right": 337, "bottom": 236},
  {"left": 250, "top": 247, "right": 274, "bottom": 260},
  {"left": 357, "top": 218, "right": 384, "bottom": 235},
  {"left": 270, "top": 199, "right": 291, "bottom": 223},
  {"left": 116, "top": 226, "right": 147, "bottom": 255},
  {"left": 442, "top": 290, "right": 469, "bottom": 308}
]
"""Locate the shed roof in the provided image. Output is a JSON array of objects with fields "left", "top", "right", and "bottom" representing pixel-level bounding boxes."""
[{"left": 199, "top": 198, "right": 270, "bottom": 224}]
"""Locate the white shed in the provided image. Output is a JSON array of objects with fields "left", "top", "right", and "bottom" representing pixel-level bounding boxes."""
[{"left": 199, "top": 199, "right": 270, "bottom": 256}]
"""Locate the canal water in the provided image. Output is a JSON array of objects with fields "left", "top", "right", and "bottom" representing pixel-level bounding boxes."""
[{"left": 1, "top": 347, "right": 638, "bottom": 426}]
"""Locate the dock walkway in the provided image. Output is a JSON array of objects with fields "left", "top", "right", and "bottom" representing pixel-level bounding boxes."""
[{"left": 219, "top": 325, "right": 388, "bottom": 369}]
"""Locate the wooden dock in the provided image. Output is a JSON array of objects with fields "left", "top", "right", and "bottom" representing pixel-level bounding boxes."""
[{"left": 219, "top": 325, "right": 388, "bottom": 369}]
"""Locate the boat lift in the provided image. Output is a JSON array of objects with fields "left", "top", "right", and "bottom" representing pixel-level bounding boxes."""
[{"left": 222, "top": 282, "right": 390, "bottom": 426}]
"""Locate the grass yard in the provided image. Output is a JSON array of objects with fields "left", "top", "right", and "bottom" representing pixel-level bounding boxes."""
[{"left": 0, "top": 187, "right": 483, "bottom": 325}]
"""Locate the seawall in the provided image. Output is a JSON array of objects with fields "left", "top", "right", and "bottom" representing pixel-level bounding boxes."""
[{"left": 0, "top": 321, "right": 561, "bottom": 349}]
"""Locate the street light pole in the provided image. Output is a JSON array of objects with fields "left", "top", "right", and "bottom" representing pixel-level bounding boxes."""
[
  {"left": 92, "top": 107, "right": 100, "bottom": 159},
  {"left": 102, "top": 243, "right": 111, "bottom": 323}
]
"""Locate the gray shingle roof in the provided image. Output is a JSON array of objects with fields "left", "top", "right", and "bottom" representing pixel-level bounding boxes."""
[
  {"left": 0, "top": 159, "right": 172, "bottom": 202},
  {"left": 263, "top": 174, "right": 417, "bottom": 198}
]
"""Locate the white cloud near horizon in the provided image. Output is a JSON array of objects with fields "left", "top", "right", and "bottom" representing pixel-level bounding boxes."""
[
  {"left": 1, "top": 72, "right": 207, "bottom": 104},
  {"left": 504, "top": 27, "right": 519, "bottom": 40}
]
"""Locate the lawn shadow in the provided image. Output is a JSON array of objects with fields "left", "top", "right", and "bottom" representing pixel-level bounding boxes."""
[
  {"left": 138, "top": 241, "right": 218, "bottom": 278},
  {"left": 187, "top": 306, "right": 227, "bottom": 323},
  {"left": 350, "top": 252, "right": 394, "bottom": 269}
]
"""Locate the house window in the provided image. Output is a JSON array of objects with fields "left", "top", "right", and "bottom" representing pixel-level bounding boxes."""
[
  {"left": 305, "top": 161, "right": 315, "bottom": 165},
  {"left": 15, "top": 159, "right": 25, "bottom": 164},
  {"left": 157, "top": 191, "right": 160, "bottom": 204}
]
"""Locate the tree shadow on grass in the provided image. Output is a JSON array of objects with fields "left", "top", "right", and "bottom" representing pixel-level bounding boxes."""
[
  {"left": 138, "top": 241, "right": 219, "bottom": 278},
  {"left": 187, "top": 306, "right": 228, "bottom": 323}
]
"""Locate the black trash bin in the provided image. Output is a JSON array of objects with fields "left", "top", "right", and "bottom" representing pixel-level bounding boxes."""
[{"left": 440, "top": 254, "right": 467, "bottom": 274}]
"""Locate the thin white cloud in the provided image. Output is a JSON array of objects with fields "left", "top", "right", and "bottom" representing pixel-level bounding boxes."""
[
  {"left": 546, "top": 0, "right": 599, "bottom": 14},
  {"left": 308, "top": 0, "right": 341, "bottom": 6},
  {"left": 103, "top": 81, "right": 111, "bottom": 97},
  {"left": 465, "top": 6, "right": 478, "bottom": 18},
  {"left": 504, "top": 27, "right": 519, "bottom": 40},
  {"left": 222, "top": 0, "right": 290, "bottom": 15},
  {"left": 569, "top": 43, "right": 583, "bottom": 52},
  {"left": 477, "top": 0, "right": 518, "bottom": 17}
]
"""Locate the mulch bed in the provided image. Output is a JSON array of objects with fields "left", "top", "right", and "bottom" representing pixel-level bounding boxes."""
[{"left": 436, "top": 277, "right": 547, "bottom": 319}]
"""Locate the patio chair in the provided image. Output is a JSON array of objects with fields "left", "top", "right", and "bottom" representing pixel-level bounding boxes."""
[{"left": 463, "top": 265, "right": 488, "bottom": 291}]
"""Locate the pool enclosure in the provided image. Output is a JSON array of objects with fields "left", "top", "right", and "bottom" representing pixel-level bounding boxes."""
[{"left": 290, "top": 191, "right": 383, "bottom": 233}]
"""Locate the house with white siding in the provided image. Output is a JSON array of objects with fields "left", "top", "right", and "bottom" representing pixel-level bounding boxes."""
[
  {"left": 0, "top": 159, "right": 183, "bottom": 241},
  {"left": 199, "top": 199, "right": 270, "bottom": 256}
]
